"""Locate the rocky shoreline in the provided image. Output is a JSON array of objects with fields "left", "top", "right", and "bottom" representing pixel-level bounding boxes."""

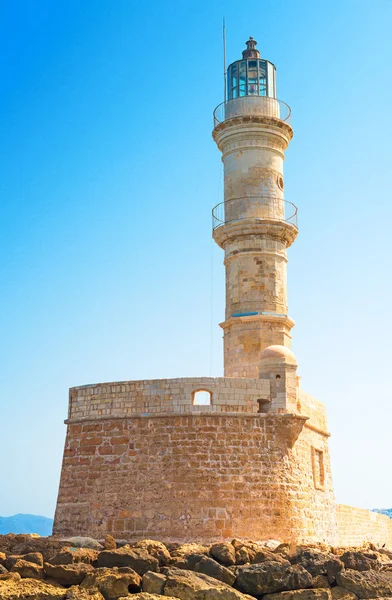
[{"left": 0, "top": 534, "right": 392, "bottom": 600}]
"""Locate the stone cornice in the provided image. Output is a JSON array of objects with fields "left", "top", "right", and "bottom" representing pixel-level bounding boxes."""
[
  {"left": 213, "top": 219, "right": 298, "bottom": 249},
  {"left": 220, "top": 313, "right": 296, "bottom": 330}
]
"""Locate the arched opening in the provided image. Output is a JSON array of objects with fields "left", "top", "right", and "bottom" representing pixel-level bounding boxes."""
[{"left": 193, "top": 390, "right": 212, "bottom": 406}]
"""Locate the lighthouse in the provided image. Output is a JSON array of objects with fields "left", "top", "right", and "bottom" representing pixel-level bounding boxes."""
[{"left": 213, "top": 37, "right": 298, "bottom": 379}]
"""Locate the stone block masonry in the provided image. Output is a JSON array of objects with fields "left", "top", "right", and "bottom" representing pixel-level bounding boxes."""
[{"left": 53, "top": 376, "right": 337, "bottom": 544}]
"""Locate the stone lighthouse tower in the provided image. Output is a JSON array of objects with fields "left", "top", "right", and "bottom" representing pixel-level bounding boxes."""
[{"left": 213, "top": 37, "right": 298, "bottom": 379}]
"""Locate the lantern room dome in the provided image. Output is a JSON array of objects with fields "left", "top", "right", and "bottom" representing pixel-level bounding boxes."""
[{"left": 227, "top": 37, "right": 277, "bottom": 100}]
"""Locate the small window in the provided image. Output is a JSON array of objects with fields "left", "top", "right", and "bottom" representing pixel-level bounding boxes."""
[
  {"left": 312, "top": 447, "right": 325, "bottom": 490},
  {"left": 193, "top": 390, "right": 212, "bottom": 406}
]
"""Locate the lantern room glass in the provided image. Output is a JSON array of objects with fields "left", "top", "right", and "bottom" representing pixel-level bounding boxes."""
[{"left": 227, "top": 59, "right": 276, "bottom": 100}]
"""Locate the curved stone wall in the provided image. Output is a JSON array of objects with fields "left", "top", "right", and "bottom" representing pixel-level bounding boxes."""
[{"left": 54, "top": 377, "right": 337, "bottom": 544}]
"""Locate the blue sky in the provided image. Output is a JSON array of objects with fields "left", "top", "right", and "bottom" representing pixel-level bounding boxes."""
[{"left": 1, "top": 0, "right": 391, "bottom": 518}]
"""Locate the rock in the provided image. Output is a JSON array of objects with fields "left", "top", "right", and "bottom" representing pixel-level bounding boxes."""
[
  {"left": 194, "top": 556, "right": 236, "bottom": 585},
  {"left": 62, "top": 538, "right": 104, "bottom": 551},
  {"left": 330, "top": 587, "right": 358, "bottom": 600},
  {"left": 336, "top": 568, "right": 392, "bottom": 598},
  {"left": 340, "top": 551, "right": 379, "bottom": 572},
  {"left": 252, "top": 550, "right": 289, "bottom": 565},
  {"left": 66, "top": 587, "right": 106, "bottom": 599},
  {"left": 49, "top": 548, "right": 99, "bottom": 566},
  {"left": 163, "top": 567, "right": 253, "bottom": 600},
  {"left": 0, "top": 576, "right": 66, "bottom": 599},
  {"left": 5, "top": 552, "right": 44, "bottom": 570},
  {"left": 11, "top": 558, "right": 45, "bottom": 579},
  {"left": 170, "top": 544, "right": 210, "bottom": 562},
  {"left": 142, "top": 571, "right": 166, "bottom": 595},
  {"left": 274, "top": 544, "right": 292, "bottom": 556},
  {"left": 44, "top": 562, "right": 95, "bottom": 586},
  {"left": 311, "top": 576, "right": 330, "bottom": 589},
  {"left": 118, "top": 594, "right": 180, "bottom": 600},
  {"left": 0, "top": 552, "right": 6, "bottom": 565},
  {"left": 210, "top": 542, "right": 236, "bottom": 567},
  {"left": 133, "top": 540, "right": 171, "bottom": 566},
  {"left": 263, "top": 591, "right": 332, "bottom": 600},
  {"left": 235, "top": 562, "right": 313, "bottom": 596},
  {"left": 0, "top": 572, "right": 20, "bottom": 582},
  {"left": 81, "top": 567, "right": 142, "bottom": 600},
  {"left": 0, "top": 564, "right": 8, "bottom": 574},
  {"left": 170, "top": 553, "right": 205, "bottom": 571},
  {"left": 290, "top": 550, "right": 343, "bottom": 579},
  {"left": 97, "top": 547, "right": 159, "bottom": 575},
  {"left": 104, "top": 536, "right": 117, "bottom": 551}
]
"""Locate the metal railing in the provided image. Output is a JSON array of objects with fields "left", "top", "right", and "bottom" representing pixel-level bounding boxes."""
[
  {"left": 213, "top": 97, "right": 291, "bottom": 128},
  {"left": 212, "top": 196, "right": 298, "bottom": 231}
]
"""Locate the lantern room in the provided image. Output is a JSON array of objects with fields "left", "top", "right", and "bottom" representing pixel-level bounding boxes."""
[{"left": 227, "top": 37, "right": 277, "bottom": 100}]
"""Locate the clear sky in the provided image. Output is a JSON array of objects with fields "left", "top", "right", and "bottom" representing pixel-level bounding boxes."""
[{"left": 1, "top": 0, "right": 391, "bottom": 519}]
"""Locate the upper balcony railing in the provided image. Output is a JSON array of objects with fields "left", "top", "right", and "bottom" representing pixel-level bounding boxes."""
[
  {"left": 213, "top": 96, "right": 291, "bottom": 128},
  {"left": 212, "top": 196, "right": 298, "bottom": 231}
]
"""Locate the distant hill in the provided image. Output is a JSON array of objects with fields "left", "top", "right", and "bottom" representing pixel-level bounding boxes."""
[
  {"left": 0, "top": 514, "right": 53, "bottom": 536},
  {"left": 373, "top": 508, "right": 392, "bottom": 519}
]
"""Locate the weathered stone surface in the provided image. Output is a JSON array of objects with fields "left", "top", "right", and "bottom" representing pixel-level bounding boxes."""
[
  {"left": 0, "top": 552, "right": 7, "bottom": 565},
  {"left": 5, "top": 552, "right": 44, "bottom": 570},
  {"left": 340, "top": 552, "right": 379, "bottom": 572},
  {"left": 336, "top": 568, "right": 392, "bottom": 599},
  {"left": 97, "top": 547, "right": 159, "bottom": 574},
  {"left": 62, "top": 538, "right": 104, "bottom": 551},
  {"left": 118, "top": 594, "right": 180, "bottom": 600},
  {"left": 0, "top": 576, "right": 66, "bottom": 599},
  {"left": 142, "top": 571, "right": 166, "bottom": 595},
  {"left": 0, "top": 572, "right": 20, "bottom": 582},
  {"left": 0, "top": 564, "right": 8, "bottom": 574},
  {"left": 235, "top": 562, "right": 313, "bottom": 596},
  {"left": 330, "top": 587, "right": 358, "bottom": 600},
  {"left": 11, "top": 558, "right": 45, "bottom": 579},
  {"left": 210, "top": 543, "right": 236, "bottom": 567},
  {"left": 133, "top": 540, "right": 171, "bottom": 566},
  {"left": 311, "top": 576, "right": 329, "bottom": 589},
  {"left": 49, "top": 549, "right": 99, "bottom": 566},
  {"left": 65, "top": 586, "right": 105, "bottom": 599},
  {"left": 263, "top": 590, "right": 332, "bottom": 600},
  {"left": 163, "top": 567, "right": 253, "bottom": 600},
  {"left": 252, "top": 550, "right": 289, "bottom": 565},
  {"left": 44, "top": 562, "right": 95, "bottom": 586},
  {"left": 104, "top": 536, "right": 117, "bottom": 551},
  {"left": 81, "top": 567, "right": 142, "bottom": 600},
  {"left": 194, "top": 556, "right": 236, "bottom": 585},
  {"left": 290, "top": 550, "right": 343, "bottom": 579}
]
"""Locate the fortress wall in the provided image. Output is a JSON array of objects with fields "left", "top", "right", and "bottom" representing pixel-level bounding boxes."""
[
  {"left": 54, "top": 407, "right": 337, "bottom": 544},
  {"left": 336, "top": 504, "right": 392, "bottom": 548},
  {"left": 68, "top": 377, "right": 270, "bottom": 421}
]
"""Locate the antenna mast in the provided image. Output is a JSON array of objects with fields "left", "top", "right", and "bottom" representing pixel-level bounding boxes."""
[{"left": 223, "top": 18, "right": 227, "bottom": 102}]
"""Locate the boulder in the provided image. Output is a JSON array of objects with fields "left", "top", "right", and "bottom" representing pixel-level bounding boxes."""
[
  {"left": 44, "top": 562, "right": 95, "bottom": 586},
  {"left": 194, "top": 556, "right": 236, "bottom": 585},
  {"left": 340, "top": 552, "right": 379, "bottom": 572},
  {"left": 0, "top": 552, "right": 7, "bottom": 565},
  {"left": 62, "top": 538, "right": 104, "bottom": 551},
  {"left": 330, "top": 587, "right": 358, "bottom": 600},
  {"left": 142, "top": 571, "right": 166, "bottom": 595},
  {"left": 97, "top": 547, "right": 159, "bottom": 575},
  {"left": 5, "top": 552, "right": 44, "bottom": 570},
  {"left": 133, "top": 540, "right": 171, "bottom": 567},
  {"left": 235, "top": 562, "right": 313, "bottom": 596},
  {"left": 0, "top": 572, "right": 21, "bottom": 583},
  {"left": 0, "top": 576, "right": 66, "bottom": 599},
  {"left": 11, "top": 558, "right": 45, "bottom": 579},
  {"left": 311, "top": 576, "right": 330, "bottom": 589},
  {"left": 210, "top": 542, "right": 236, "bottom": 567},
  {"left": 170, "top": 553, "right": 205, "bottom": 571},
  {"left": 104, "top": 536, "right": 117, "bottom": 551},
  {"left": 65, "top": 587, "right": 106, "bottom": 599},
  {"left": 170, "top": 544, "right": 210, "bottom": 563},
  {"left": 0, "top": 564, "right": 8, "bottom": 574},
  {"left": 81, "top": 567, "right": 142, "bottom": 600},
  {"left": 263, "top": 591, "right": 332, "bottom": 600},
  {"left": 252, "top": 550, "right": 289, "bottom": 565},
  {"left": 49, "top": 548, "right": 99, "bottom": 566},
  {"left": 163, "top": 567, "right": 253, "bottom": 600},
  {"left": 118, "top": 594, "right": 180, "bottom": 600},
  {"left": 336, "top": 568, "right": 392, "bottom": 599},
  {"left": 289, "top": 550, "right": 344, "bottom": 580}
]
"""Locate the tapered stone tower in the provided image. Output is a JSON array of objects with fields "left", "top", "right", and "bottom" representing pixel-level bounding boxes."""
[{"left": 212, "top": 37, "right": 297, "bottom": 379}]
